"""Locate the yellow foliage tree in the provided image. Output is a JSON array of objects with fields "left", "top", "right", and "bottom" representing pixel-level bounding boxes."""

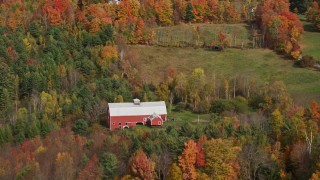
[
  {"left": 196, "top": 172, "right": 210, "bottom": 180},
  {"left": 23, "top": 38, "right": 32, "bottom": 53},
  {"left": 311, "top": 163, "right": 320, "bottom": 180},
  {"left": 89, "top": 18, "right": 101, "bottom": 33},
  {"left": 271, "top": 109, "right": 285, "bottom": 140},
  {"left": 204, "top": 138, "right": 241, "bottom": 180},
  {"left": 167, "top": 163, "right": 183, "bottom": 180},
  {"left": 284, "top": 41, "right": 293, "bottom": 54},
  {"left": 54, "top": 152, "right": 75, "bottom": 180},
  {"left": 290, "top": 50, "right": 301, "bottom": 60},
  {"left": 98, "top": 45, "right": 118, "bottom": 70},
  {"left": 155, "top": 0, "right": 173, "bottom": 25},
  {"left": 40, "top": 91, "right": 62, "bottom": 121}
]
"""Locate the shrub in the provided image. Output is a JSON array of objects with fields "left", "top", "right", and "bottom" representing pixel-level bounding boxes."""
[
  {"left": 174, "top": 102, "right": 186, "bottom": 112},
  {"left": 210, "top": 99, "right": 234, "bottom": 114},
  {"left": 200, "top": 99, "right": 211, "bottom": 113},
  {"left": 249, "top": 95, "right": 264, "bottom": 110},
  {"left": 296, "top": 55, "right": 315, "bottom": 68},
  {"left": 72, "top": 119, "right": 89, "bottom": 136},
  {"left": 210, "top": 98, "right": 249, "bottom": 114},
  {"left": 231, "top": 97, "right": 249, "bottom": 114}
]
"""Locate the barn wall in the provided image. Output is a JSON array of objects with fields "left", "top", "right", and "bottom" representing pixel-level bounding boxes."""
[
  {"left": 161, "top": 115, "right": 167, "bottom": 121},
  {"left": 106, "top": 107, "right": 110, "bottom": 129},
  {"left": 109, "top": 115, "right": 147, "bottom": 130},
  {"left": 151, "top": 118, "right": 163, "bottom": 126},
  {"left": 109, "top": 115, "right": 167, "bottom": 130}
]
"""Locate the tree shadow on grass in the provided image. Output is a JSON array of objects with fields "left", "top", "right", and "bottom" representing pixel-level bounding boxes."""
[{"left": 303, "top": 23, "right": 319, "bottom": 32}]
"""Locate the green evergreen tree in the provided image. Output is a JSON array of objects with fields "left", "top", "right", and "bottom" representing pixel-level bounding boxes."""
[
  {"left": 185, "top": 3, "right": 195, "bottom": 22},
  {"left": 0, "top": 125, "right": 13, "bottom": 145},
  {"left": 0, "top": 88, "right": 12, "bottom": 121},
  {"left": 41, "top": 115, "right": 57, "bottom": 136},
  {"left": 143, "top": 138, "right": 154, "bottom": 156},
  {"left": 100, "top": 152, "right": 118, "bottom": 180},
  {"left": 0, "top": 46, "right": 9, "bottom": 59},
  {"left": 14, "top": 108, "right": 28, "bottom": 144},
  {"left": 29, "top": 22, "right": 40, "bottom": 38},
  {"left": 25, "top": 114, "right": 40, "bottom": 138},
  {"left": 100, "top": 24, "right": 114, "bottom": 44},
  {"left": 290, "top": 0, "right": 313, "bottom": 13},
  {"left": 72, "top": 119, "right": 89, "bottom": 136},
  {"left": 132, "top": 135, "right": 142, "bottom": 152}
]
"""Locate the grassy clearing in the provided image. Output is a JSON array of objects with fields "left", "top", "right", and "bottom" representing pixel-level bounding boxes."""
[
  {"left": 124, "top": 111, "right": 210, "bottom": 131},
  {"left": 129, "top": 45, "right": 320, "bottom": 105},
  {"left": 164, "top": 111, "right": 210, "bottom": 127},
  {"left": 151, "top": 23, "right": 251, "bottom": 48},
  {"left": 300, "top": 16, "right": 320, "bottom": 60}
]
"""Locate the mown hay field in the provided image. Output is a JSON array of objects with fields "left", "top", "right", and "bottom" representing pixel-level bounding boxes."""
[
  {"left": 129, "top": 45, "right": 320, "bottom": 105},
  {"left": 300, "top": 16, "right": 320, "bottom": 60},
  {"left": 150, "top": 23, "right": 251, "bottom": 48}
]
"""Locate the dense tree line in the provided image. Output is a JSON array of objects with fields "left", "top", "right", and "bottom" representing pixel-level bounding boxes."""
[
  {"left": 306, "top": 1, "right": 320, "bottom": 31},
  {"left": 0, "top": 0, "right": 306, "bottom": 55},
  {"left": 0, "top": 0, "right": 259, "bottom": 44},
  {"left": 289, "top": 0, "right": 313, "bottom": 13},
  {"left": 256, "top": 0, "right": 304, "bottom": 59}
]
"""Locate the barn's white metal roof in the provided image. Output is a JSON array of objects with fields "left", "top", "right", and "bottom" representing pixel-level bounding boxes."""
[{"left": 108, "top": 101, "right": 167, "bottom": 116}]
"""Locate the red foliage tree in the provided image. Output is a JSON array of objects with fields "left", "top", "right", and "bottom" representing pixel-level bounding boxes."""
[
  {"left": 207, "top": 0, "right": 219, "bottom": 22},
  {"left": 136, "top": 18, "right": 145, "bottom": 43},
  {"left": 196, "top": 135, "right": 206, "bottom": 168},
  {"left": 42, "top": 0, "right": 74, "bottom": 27},
  {"left": 218, "top": 31, "right": 228, "bottom": 47},
  {"left": 78, "top": 154, "right": 102, "bottom": 180},
  {"left": 129, "top": 149, "right": 155, "bottom": 179}
]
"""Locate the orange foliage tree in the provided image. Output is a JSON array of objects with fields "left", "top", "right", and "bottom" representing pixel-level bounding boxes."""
[
  {"left": 257, "top": 0, "right": 303, "bottom": 58},
  {"left": 78, "top": 3, "right": 112, "bottom": 33},
  {"left": 191, "top": 0, "right": 209, "bottom": 22},
  {"left": 98, "top": 45, "right": 119, "bottom": 70},
  {"left": 178, "top": 139, "right": 197, "bottom": 180},
  {"left": 42, "top": 0, "right": 74, "bottom": 27},
  {"left": 310, "top": 100, "right": 320, "bottom": 121},
  {"left": 129, "top": 149, "right": 155, "bottom": 179},
  {"left": 154, "top": 0, "right": 173, "bottom": 25}
]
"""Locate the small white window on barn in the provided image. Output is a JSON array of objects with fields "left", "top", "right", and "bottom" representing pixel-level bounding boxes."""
[
  {"left": 119, "top": 123, "right": 121, "bottom": 125},
  {"left": 125, "top": 122, "right": 128, "bottom": 125},
  {"left": 158, "top": 121, "right": 161, "bottom": 125},
  {"left": 143, "top": 118, "right": 147, "bottom": 121}
]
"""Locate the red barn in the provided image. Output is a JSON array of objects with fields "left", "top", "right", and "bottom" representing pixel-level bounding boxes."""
[{"left": 107, "top": 99, "right": 167, "bottom": 130}]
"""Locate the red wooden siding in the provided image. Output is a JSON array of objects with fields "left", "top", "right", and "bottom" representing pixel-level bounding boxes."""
[{"left": 108, "top": 114, "right": 166, "bottom": 130}]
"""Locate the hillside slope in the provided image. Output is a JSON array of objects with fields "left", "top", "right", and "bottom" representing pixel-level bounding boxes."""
[{"left": 129, "top": 45, "right": 320, "bottom": 105}]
